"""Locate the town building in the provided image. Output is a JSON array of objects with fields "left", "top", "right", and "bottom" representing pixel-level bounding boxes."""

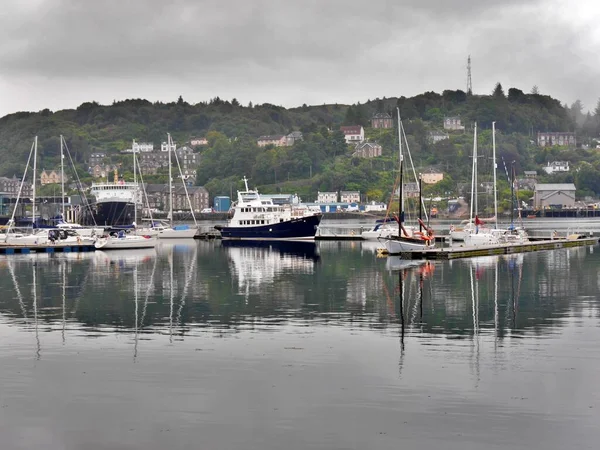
[
  {"left": 370, "top": 112, "right": 393, "bottom": 129},
  {"left": 352, "top": 142, "right": 382, "bottom": 158},
  {"left": 286, "top": 131, "right": 304, "bottom": 146},
  {"left": 144, "top": 183, "right": 209, "bottom": 213},
  {"left": 421, "top": 168, "right": 444, "bottom": 184},
  {"left": 542, "top": 161, "right": 569, "bottom": 174},
  {"left": 524, "top": 170, "right": 537, "bottom": 179},
  {"left": 537, "top": 132, "right": 576, "bottom": 147},
  {"left": 88, "top": 152, "right": 106, "bottom": 169},
  {"left": 123, "top": 140, "right": 154, "bottom": 153},
  {"left": 40, "top": 170, "right": 67, "bottom": 185},
  {"left": 317, "top": 191, "right": 338, "bottom": 203},
  {"left": 91, "top": 164, "right": 114, "bottom": 179},
  {"left": 0, "top": 175, "right": 32, "bottom": 197},
  {"left": 190, "top": 137, "right": 208, "bottom": 146},
  {"left": 428, "top": 130, "right": 449, "bottom": 143},
  {"left": 340, "top": 126, "right": 365, "bottom": 144},
  {"left": 340, "top": 191, "right": 360, "bottom": 203},
  {"left": 443, "top": 117, "right": 465, "bottom": 131},
  {"left": 257, "top": 135, "right": 287, "bottom": 147},
  {"left": 533, "top": 183, "right": 576, "bottom": 208},
  {"left": 161, "top": 141, "right": 177, "bottom": 152}
]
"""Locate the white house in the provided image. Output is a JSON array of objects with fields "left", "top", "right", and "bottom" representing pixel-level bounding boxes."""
[
  {"left": 543, "top": 161, "right": 569, "bottom": 174},
  {"left": 124, "top": 140, "right": 154, "bottom": 153},
  {"left": 443, "top": 117, "right": 465, "bottom": 131},
  {"left": 161, "top": 141, "right": 177, "bottom": 152},
  {"left": 340, "top": 126, "right": 364, "bottom": 144},
  {"left": 340, "top": 191, "right": 360, "bottom": 203},
  {"left": 428, "top": 130, "right": 449, "bottom": 143},
  {"left": 317, "top": 191, "right": 338, "bottom": 203}
]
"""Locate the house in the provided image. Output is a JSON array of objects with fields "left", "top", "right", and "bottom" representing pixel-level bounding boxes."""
[
  {"left": 190, "top": 137, "right": 208, "bottom": 146},
  {"left": 524, "top": 170, "right": 537, "bottom": 179},
  {"left": 285, "top": 131, "right": 303, "bottom": 146},
  {"left": 144, "top": 183, "right": 209, "bottom": 213},
  {"left": 0, "top": 175, "right": 32, "bottom": 197},
  {"left": 257, "top": 135, "right": 287, "bottom": 147},
  {"left": 534, "top": 183, "right": 576, "bottom": 208},
  {"left": 91, "top": 164, "right": 115, "bottom": 179},
  {"left": 421, "top": 168, "right": 444, "bottom": 184},
  {"left": 317, "top": 191, "right": 338, "bottom": 203},
  {"left": 371, "top": 112, "right": 393, "bottom": 129},
  {"left": 537, "top": 132, "right": 576, "bottom": 148},
  {"left": 443, "top": 117, "right": 465, "bottom": 131},
  {"left": 543, "top": 161, "right": 569, "bottom": 174},
  {"left": 40, "top": 170, "right": 66, "bottom": 185},
  {"left": 340, "top": 126, "right": 364, "bottom": 144},
  {"left": 352, "top": 142, "right": 382, "bottom": 158},
  {"left": 428, "top": 130, "right": 449, "bottom": 143},
  {"left": 88, "top": 152, "right": 106, "bottom": 169},
  {"left": 394, "top": 182, "right": 419, "bottom": 199},
  {"left": 161, "top": 140, "right": 177, "bottom": 152},
  {"left": 123, "top": 140, "right": 154, "bottom": 153},
  {"left": 340, "top": 191, "right": 360, "bottom": 203}
]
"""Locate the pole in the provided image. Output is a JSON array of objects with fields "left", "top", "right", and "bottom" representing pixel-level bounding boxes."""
[
  {"left": 396, "top": 107, "right": 403, "bottom": 233},
  {"left": 60, "top": 135, "right": 65, "bottom": 218},
  {"left": 418, "top": 173, "right": 423, "bottom": 232},
  {"left": 492, "top": 122, "right": 497, "bottom": 229},
  {"left": 133, "top": 139, "right": 137, "bottom": 226},
  {"left": 168, "top": 133, "right": 173, "bottom": 228},
  {"left": 511, "top": 161, "right": 515, "bottom": 226},
  {"left": 32, "top": 136, "right": 38, "bottom": 230}
]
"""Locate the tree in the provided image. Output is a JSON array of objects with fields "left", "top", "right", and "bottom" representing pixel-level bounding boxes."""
[
  {"left": 530, "top": 85, "right": 540, "bottom": 95},
  {"left": 492, "top": 82, "right": 505, "bottom": 98}
]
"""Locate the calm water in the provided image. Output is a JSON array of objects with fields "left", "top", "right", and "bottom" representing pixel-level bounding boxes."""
[{"left": 1, "top": 240, "right": 599, "bottom": 450}]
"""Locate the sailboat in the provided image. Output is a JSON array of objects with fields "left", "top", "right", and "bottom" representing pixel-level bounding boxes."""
[
  {"left": 155, "top": 133, "right": 197, "bottom": 239},
  {"left": 380, "top": 109, "right": 434, "bottom": 255}
]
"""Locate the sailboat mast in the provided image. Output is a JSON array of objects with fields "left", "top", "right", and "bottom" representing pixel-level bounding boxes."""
[
  {"left": 492, "top": 122, "right": 498, "bottom": 229},
  {"left": 133, "top": 140, "right": 137, "bottom": 225},
  {"left": 60, "top": 135, "right": 65, "bottom": 218},
  {"left": 32, "top": 136, "right": 38, "bottom": 229},
  {"left": 469, "top": 123, "right": 477, "bottom": 222},
  {"left": 397, "top": 108, "right": 404, "bottom": 224},
  {"left": 168, "top": 133, "right": 173, "bottom": 228}
]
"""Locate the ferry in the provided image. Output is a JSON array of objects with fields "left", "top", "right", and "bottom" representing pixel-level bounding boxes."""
[
  {"left": 80, "top": 181, "right": 140, "bottom": 227},
  {"left": 215, "top": 177, "right": 322, "bottom": 240}
]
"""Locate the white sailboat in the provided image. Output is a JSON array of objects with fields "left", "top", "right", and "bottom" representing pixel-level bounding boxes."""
[{"left": 156, "top": 133, "right": 197, "bottom": 239}]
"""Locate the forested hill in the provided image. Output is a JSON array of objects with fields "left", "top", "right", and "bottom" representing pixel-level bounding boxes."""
[{"left": 1, "top": 87, "right": 598, "bottom": 201}]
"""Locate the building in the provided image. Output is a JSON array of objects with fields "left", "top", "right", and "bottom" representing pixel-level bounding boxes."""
[
  {"left": 257, "top": 135, "right": 287, "bottom": 147},
  {"left": 371, "top": 112, "right": 393, "bottom": 129},
  {"left": 352, "top": 142, "right": 382, "bottom": 158},
  {"left": 144, "top": 183, "right": 209, "bottom": 213},
  {"left": 428, "top": 130, "right": 449, "bottom": 143},
  {"left": 340, "top": 191, "right": 360, "bottom": 203},
  {"left": 91, "top": 164, "right": 114, "bottom": 179},
  {"left": 542, "top": 161, "right": 569, "bottom": 174},
  {"left": 421, "top": 168, "right": 444, "bottom": 184},
  {"left": 537, "top": 132, "right": 576, "bottom": 147},
  {"left": 161, "top": 141, "right": 177, "bottom": 152},
  {"left": 0, "top": 175, "right": 32, "bottom": 197},
  {"left": 340, "top": 126, "right": 364, "bottom": 144},
  {"left": 123, "top": 140, "right": 154, "bottom": 153},
  {"left": 286, "top": 131, "right": 303, "bottom": 146},
  {"left": 524, "top": 171, "right": 537, "bottom": 179},
  {"left": 534, "top": 183, "right": 576, "bottom": 208},
  {"left": 40, "top": 170, "right": 66, "bottom": 185},
  {"left": 88, "top": 152, "right": 106, "bottom": 168},
  {"left": 402, "top": 182, "right": 420, "bottom": 199},
  {"left": 317, "top": 191, "right": 338, "bottom": 203},
  {"left": 443, "top": 117, "right": 465, "bottom": 131},
  {"left": 190, "top": 137, "right": 208, "bottom": 146}
]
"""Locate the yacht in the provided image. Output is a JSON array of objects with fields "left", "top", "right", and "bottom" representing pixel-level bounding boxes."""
[{"left": 215, "top": 177, "right": 322, "bottom": 240}]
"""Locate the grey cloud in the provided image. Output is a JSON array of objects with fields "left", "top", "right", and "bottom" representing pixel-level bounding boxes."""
[{"left": 0, "top": 0, "right": 598, "bottom": 115}]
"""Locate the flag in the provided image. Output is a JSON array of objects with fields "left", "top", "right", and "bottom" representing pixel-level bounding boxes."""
[{"left": 475, "top": 215, "right": 485, "bottom": 226}]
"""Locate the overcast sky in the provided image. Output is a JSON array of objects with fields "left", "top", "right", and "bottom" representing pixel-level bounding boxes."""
[{"left": 1, "top": 0, "right": 599, "bottom": 117}]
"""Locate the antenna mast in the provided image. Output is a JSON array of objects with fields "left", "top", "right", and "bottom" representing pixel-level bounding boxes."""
[{"left": 467, "top": 55, "right": 473, "bottom": 96}]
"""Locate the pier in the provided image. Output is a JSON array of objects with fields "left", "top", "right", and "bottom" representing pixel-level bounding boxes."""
[{"left": 0, "top": 243, "right": 96, "bottom": 254}]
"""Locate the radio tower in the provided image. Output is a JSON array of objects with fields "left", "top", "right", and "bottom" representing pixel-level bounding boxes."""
[{"left": 467, "top": 55, "right": 473, "bottom": 96}]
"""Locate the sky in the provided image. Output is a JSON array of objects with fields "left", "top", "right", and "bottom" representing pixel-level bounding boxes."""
[{"left": 1, "top": 0, "right": 599, "bottom": 118}]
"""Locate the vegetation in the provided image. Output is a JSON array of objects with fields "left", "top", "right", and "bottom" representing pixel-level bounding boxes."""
[{"left": 2, "top": 87, "right": 600, "bottom": 205}]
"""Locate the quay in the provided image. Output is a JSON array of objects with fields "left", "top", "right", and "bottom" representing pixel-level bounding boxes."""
[{"left": 386, "top": 236, "right": 599, "bottom": 260}]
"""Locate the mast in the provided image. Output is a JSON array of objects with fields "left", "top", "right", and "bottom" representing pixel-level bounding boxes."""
[
  {"left": 133, "top": 139, "right": 137, "bottom": 225},
  {"left": 492, "top": 122, "right": 498, "bottom": 229},
  {"left": 32, "top": 136, "right": 38, "bottom": 230},
  {"left": 418, "top": 173, "right": 423, "bottom": 232},
  {"left": 396, "top": 107, "right": 403, "bottom": 235},
  {"left": 469, "top": 124, "right": 477, "bottom": 223},
  {"left": 168, "top": 133, "right": 173, "bottom": 228},
  {"left": 60, "top": 135, "right": 65, "bottom": 218}
]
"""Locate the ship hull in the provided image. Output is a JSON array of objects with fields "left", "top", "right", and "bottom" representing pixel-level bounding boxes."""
[
  {"left": 216, "top": 214, "right": 322, "bottom": 240},
  {"left": 81, "top": 201, "right": 135, "bottom": 227}
]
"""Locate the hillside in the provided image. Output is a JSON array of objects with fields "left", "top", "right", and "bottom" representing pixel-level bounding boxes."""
[{"left": 1, "top": 87, "right": 599, "bottom": 202}]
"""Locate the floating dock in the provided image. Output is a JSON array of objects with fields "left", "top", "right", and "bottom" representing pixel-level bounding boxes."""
[
  {"left": 0, "top": 243, "right": 96, "bottom": 254},
  {"left": 387, "top": 237, "right": 599, "bottom": 260}
]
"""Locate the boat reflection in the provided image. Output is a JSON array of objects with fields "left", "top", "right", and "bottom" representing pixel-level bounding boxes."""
[
  {"left": 94, "top": 248, "right": 157, "bottom": 267},
  {"left": 221, "top": 240, "right": 320, "bottom": 294}
]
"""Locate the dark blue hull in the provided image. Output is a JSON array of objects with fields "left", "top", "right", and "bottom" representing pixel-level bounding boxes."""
[{"left": 216, "top": 214, "right": 322, "bottom": 240}]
